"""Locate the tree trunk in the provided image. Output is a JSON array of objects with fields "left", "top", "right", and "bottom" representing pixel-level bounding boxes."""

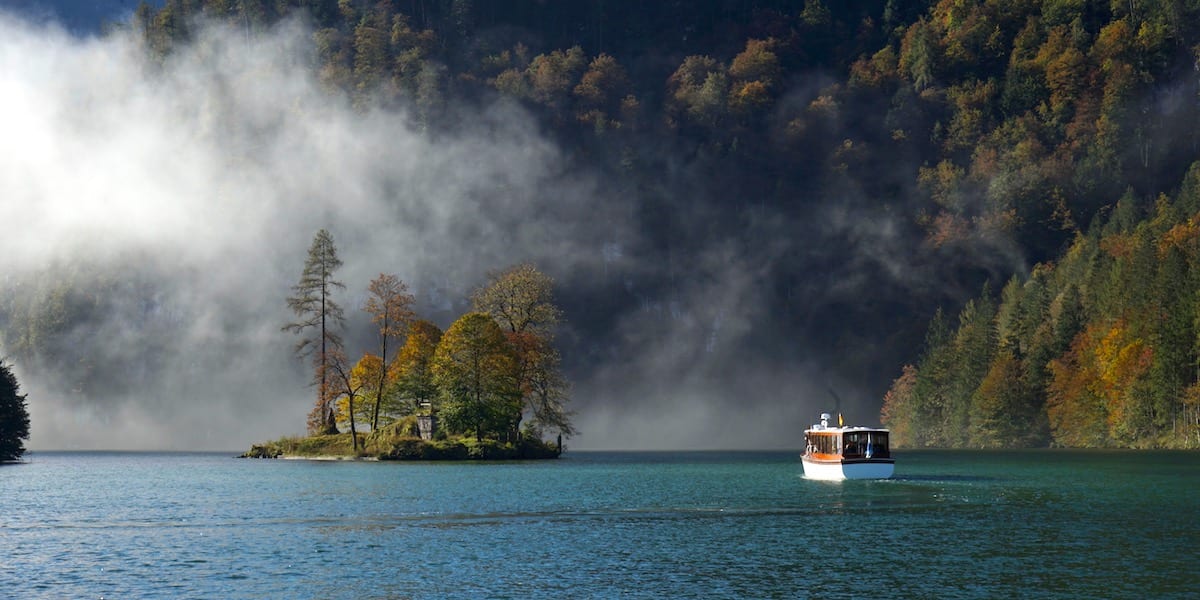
[
  {"left": 324, "top": 407, "right": 338, "bottom": 435},
  {"left": 348, "top": 393, "right": 359, "bottom": 452},
  {"left": 373, "top": 331, "right": 387, "bottom": 432}
]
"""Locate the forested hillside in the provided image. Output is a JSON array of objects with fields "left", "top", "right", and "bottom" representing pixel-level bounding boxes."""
[
  {"left": 883, "top": 169, "right": 1200, "bottom": 449},
  {"left": 6, "top": 0, "right": 1200, "bottom": 448}
]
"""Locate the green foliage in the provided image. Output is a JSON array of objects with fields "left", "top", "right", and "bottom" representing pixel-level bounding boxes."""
[
  {"left": 432, "top": 312, "right": 520, "bottom": 441},
  {"left": 888, "top": 164, "right": 1200, "bottom": 448},
  {"left": 247, "top": 431, "right": 560, "bottom": 460},
  {"left": 471, "top": 264, "right": 574, "bottom": 437},
  {"left": 258, "top": 433, "right": 361, "bottom": 457},
  {"left": 64, "top": 0, "right": 1200, "bottom": 452},
  {"left": 0, "top": 361, "right": 30, "bottom": 462},
  {"left": 387, "top": 320, "right": 443, "bottom": 416}
]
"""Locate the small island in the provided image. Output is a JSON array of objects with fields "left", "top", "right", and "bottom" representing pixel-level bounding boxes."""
[{"left": 244, "top": 231, "right": 573, "bottom": 460}]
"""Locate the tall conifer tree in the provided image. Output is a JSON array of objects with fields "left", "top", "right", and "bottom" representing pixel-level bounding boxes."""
[
  {"left": 0, "top": 361, "right": 30, "bottom": 462},
  {"left": 284, "top": 229, "right": 346, "bottom": 435}
]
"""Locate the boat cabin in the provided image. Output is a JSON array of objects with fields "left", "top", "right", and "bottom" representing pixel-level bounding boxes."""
[
  {"left": 802, "top": 413, "right": 894, "bottom": 480},
  {"left": 805, "top": 429, "right": 890, "bottom": 460}
]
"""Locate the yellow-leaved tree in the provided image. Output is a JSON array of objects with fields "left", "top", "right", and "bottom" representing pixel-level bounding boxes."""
[
  {"left": 431, "top": 313, "right": 518, "bottom": 441},
  {"left": 387, "top": 319, "right": 443, "bottom": 417}
]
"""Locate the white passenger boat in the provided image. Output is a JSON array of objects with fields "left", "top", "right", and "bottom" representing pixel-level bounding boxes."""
[{"left": 802, "top": 413, "right": 894, "bottom": 480}]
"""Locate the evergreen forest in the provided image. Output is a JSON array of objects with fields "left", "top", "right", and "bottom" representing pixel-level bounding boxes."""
[{"left": 7, "top": 0, "right": 1200, "bottom": 448}]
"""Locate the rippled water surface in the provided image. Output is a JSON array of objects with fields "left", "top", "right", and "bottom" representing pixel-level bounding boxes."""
[{"left": 2, "top": 450, "right": 1197, "bottom": 598}]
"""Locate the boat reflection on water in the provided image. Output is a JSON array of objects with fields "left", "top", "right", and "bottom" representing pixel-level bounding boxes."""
[{"left": 802, "top": 413, "right": 894, "bottom": 480}]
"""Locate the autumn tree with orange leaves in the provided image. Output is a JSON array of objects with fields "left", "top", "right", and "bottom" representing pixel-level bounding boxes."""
[{"left": 471, "top": 264, "right": 573, "bottom": 440}]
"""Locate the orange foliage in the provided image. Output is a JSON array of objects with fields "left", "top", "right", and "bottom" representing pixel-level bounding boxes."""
[
  {"left": 1159, "top": 218, "right": 1200, "bottom": 256},
  {"left": 927, "top": 212, "right": 971, "bottom": 248},
  {"left": 1046, "top": 324, "right": 1108, "bottom": 446},
  {"left": 1094, "top": 322, "right": 1152, "bottom": 436},
  {"left": 1048, "top": 319, "right": 1153, "bottom": 446},
  {"left": 730, "top": 80, "right": 772, "bottom": 115},
  {"left": 1092, "top": 19, "right": 1134, "bottom": 65},
  {"left": 848, "top": 47, "right": 898, "bottom": 90},
  {"left": 1099, "top": 233, "right": 1134, "bottom": 259}
]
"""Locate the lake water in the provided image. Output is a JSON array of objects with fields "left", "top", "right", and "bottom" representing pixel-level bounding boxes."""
[{"left": 2, "top": 450, "right": 1197, "bottom": 599}]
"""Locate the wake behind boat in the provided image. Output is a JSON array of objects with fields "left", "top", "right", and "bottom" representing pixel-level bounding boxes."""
[{"left": 802, "top": 413, "right": 894, "bottom": 480}]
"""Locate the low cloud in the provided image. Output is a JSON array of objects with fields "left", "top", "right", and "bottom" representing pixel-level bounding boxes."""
[{"left": 2, "top": 12, "right": 948, "bottom": 452}]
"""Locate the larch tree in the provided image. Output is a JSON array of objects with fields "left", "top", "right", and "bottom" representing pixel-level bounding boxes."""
[
  {"left": 283, "top": 229, "right": 346, "bottom": 436},
  {"left": 363, "top": 274, "right": 415, "bottom": 432},
  {"left": 0, "top": 360, "right": 30, "bottom": 462}
]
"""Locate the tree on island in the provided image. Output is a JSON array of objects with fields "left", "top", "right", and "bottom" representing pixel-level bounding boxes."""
[
  {"left": 432, "top": 312, "right": 520, "bottom": 441},
  {"left": 283, "top": 229, "right": 346, "bottom": 435},
  {"left": 362, "top": 274, "right": 415, "bottom": 432},
  {"left": 273, "top": 254, "right": 573, "bottom": 454},
  {"left": 388, "top": 319, "right": 443, "bottom": 417},
  {"left": 326, "top": 348, "right": 365, "bottom": 451},
  {"left": 0, "top": 360, "right": 31, "bottom": 462},
  {"left": 472, "top": 264, "right": 574, "bottom": 439}
]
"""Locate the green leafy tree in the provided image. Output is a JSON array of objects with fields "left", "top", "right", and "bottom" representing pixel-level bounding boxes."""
[
  {"left": 666, "top": 55, "right": 728, "bottom": 131},
  {"left": 339, "top": 352, "right": 383, "bottom": 433},
  {"left": 1149, "top": 245, "right": 1193, "bottom": 433},
  {"left": 432, "top": 313, "right": 519, "bottom": 441},
  {"left": 388, "top": 320, "right": 443, "bottom": 417},
  {"left": 899, "top": 17, "right": 940, "bottom": 91},
  {"left": 283, "top": 229, "right": 346, "bottom": 436},
  {"left": 472, "top": 264, "right": 572, "bottom": 439},
  {"left": 573, "top": 53, "right": 633, "bottom": 129},
  {"left": 0, "top": 361, "right": 30, "bottom": 462}
]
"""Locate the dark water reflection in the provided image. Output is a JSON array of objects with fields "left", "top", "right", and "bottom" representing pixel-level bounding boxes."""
[{"left": 2, "top": 450, "right": 1197, "bottom": 598}]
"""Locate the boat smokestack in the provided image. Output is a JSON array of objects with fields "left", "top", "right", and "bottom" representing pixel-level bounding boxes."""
[{"left": 820, "top": 413, "right": 831, "bottom": 428}]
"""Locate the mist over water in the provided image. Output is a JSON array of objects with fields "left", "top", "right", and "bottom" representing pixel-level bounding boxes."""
[{"left": 0, "top": 12, "right": 897, "bottom": 451}]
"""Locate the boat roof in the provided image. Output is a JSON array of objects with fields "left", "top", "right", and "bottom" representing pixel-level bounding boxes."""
[{"left": 805, "top": 426, "right": 889, "bottom": 434}]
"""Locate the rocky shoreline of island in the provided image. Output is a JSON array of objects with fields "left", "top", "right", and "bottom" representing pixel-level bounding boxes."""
[{"left": 239, "top": 432, "right": 562, "bottom": 461}]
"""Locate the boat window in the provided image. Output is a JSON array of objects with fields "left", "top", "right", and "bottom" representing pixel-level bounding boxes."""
[
  {"left": 866, "top": 432, "right": 890, "bottom": 458},
  {"left": 843, "top": 432, "right": 863, "bottom": 458},
  {"left": 808, "top": 434, "right": 838, "bottom": 455}
]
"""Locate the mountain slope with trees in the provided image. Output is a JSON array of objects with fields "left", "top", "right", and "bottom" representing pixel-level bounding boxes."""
[
  {"left": 8, "top": 0, "right": 1200, "bottom": 448},
  {"left": 884, "top": 171, "right": 1200, "bottom": 449}
]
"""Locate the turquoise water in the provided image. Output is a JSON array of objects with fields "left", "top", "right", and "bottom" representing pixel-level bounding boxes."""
[{"left": 1, "top": 450, "right": 1197, "bottom": 599}]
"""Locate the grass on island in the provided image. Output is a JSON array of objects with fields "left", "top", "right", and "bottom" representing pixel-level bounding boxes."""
[{"left": 242, "top": 419, "right": 562, "bottom": 461}]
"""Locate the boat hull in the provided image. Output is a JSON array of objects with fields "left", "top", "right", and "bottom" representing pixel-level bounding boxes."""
[{"left": 802, "top": 457, "right": 894, "bottom": 480}]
